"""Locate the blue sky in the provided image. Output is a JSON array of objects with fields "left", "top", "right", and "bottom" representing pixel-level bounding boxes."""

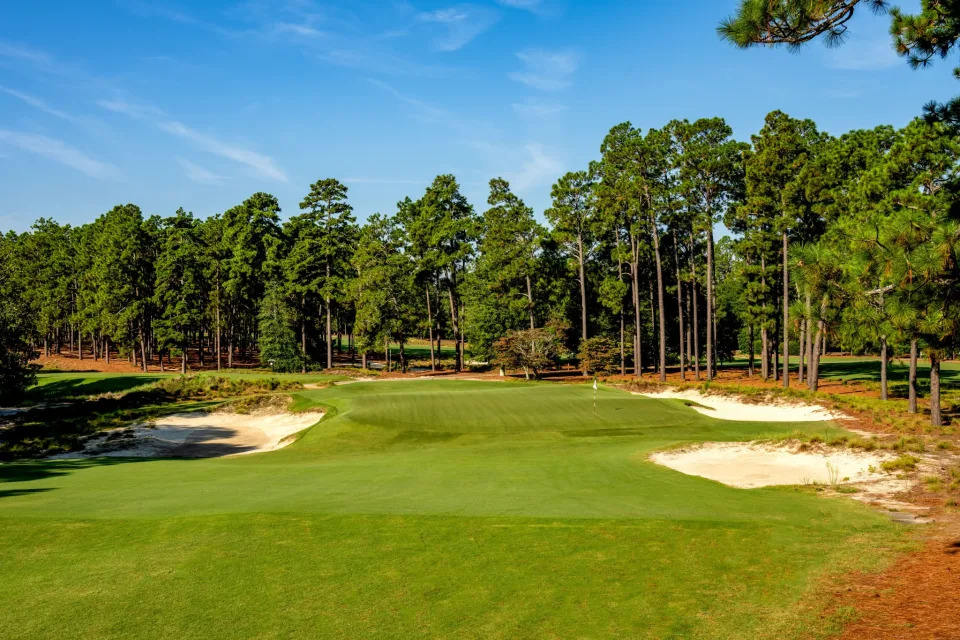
[{"left": 0, "top": 0, "right": 954, "bottom": 232}]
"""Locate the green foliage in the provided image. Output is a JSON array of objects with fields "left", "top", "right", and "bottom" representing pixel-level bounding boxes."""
[
  {"left": 258, "top": 282, "right": 303, "bottom": 373},
  {"left": 0, "top": 233, "right": 38, "bottom": 402}
]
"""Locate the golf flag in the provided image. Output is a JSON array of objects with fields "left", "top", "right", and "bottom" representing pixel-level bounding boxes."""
[
  {"left": 593, "top": 379, "right": 598, "bottom": 391},
  {"left": 592, "top": 378, "right": 597, "bottom": 413}
]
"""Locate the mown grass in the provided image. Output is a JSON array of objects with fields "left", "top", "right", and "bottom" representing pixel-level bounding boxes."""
[{"left": 0, "top": 379, "right": 907, "bottom": 639}]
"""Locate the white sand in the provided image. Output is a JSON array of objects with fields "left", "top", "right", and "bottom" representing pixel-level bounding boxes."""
[
  {"left": 651, "top": 442, "right": 893, "bottom": 488},
  {"left": 637, "top": 389, "right": 845, "bottom": 422},
  {"left": 50, "top": 410, "right": 324, "bottom": 459}
]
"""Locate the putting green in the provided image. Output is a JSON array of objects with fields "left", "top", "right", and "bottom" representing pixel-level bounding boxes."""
[{"left": 0, "top": 380, "right": 902, "bottom": 639}]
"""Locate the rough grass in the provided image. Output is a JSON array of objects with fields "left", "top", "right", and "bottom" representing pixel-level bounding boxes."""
[{"left": 0, "top": 379, "right": 906, "bottom": 639}]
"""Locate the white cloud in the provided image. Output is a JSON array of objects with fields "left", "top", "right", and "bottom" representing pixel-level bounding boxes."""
[
  {"left": 824, "top": 37, "right": 900, "bottom": 71},
  {"left": 0, "top": 41, "right": 52, "bottom": 65},
  {"left": 508, "top": 143, "right": 564, "bottom": 190},
  {"left": 417, "top": 5, "right": 500, "bottom": 51},
  {"left": 160, "top": 121, "right": 288, "bottom": 182},
  {"left": 0, "top": 130, "right": 119, "bottom": 179},
  {"left": 0, "top": 86, "right": 78, "bottom": 122},
  {"left": 497, "top": 0, "right": 542, "bottom": 10},
  {"left": 273, "top": 22, "right": 325, "bottom": 38},
  {"left": 176, "top": 156, "right": 226, "bottom": 185},
  {"left": 343, "top": 176, "right": 423, "bottom": 185},
  {"left": 511, "top": 99, "right": 568, "bottom": 117},
  {"left": 468, "top": 140, "right": 563, "bottom": 191},
  {"left": 99, "top": 98, "right": 288, "bottom": 182},
  {"left": 508, "top": 49, "right": 579, "bottom": 90}
]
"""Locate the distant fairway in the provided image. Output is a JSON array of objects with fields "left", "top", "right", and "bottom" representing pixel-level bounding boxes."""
[{"left": 0, "top": 379, "right": 902, "bottom": 639}]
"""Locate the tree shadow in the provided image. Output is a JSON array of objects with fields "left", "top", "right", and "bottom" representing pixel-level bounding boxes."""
[
  {"left": 0, "top": 457, "right": 157, "bottom": 485},
  {"left": 23, "top": 376, "right": 162, "bottom": 403}
]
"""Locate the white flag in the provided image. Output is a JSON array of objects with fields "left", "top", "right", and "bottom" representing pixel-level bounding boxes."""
[{"left": 593, "top": 379, "right": 598, "bottom": 391}]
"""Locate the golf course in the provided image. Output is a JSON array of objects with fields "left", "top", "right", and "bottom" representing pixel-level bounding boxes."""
[{"left": 0, "top": 375, "right": 907, "bottom": 639}]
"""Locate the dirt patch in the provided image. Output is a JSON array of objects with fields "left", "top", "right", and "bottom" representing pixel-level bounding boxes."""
[
  {"left": 637, "top": 388, "right": 846, "bottom": 422},
  {"left": 650, "top": 442, "right": 894, "bottom": 488},
  {"left": 49, "top": 410, "right": 324, "bottom": 458}
]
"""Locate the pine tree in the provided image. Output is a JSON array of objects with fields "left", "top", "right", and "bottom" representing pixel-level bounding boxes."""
[
  {"left": 299, "top": 179, "right": 356, "bottom": 370},
  {"left": 154, "top": 209, "right": 204, "bottom": 374}
]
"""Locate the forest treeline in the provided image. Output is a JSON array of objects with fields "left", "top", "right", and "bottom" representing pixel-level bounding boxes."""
[{"left": 1, "top": 111, "right": 959, "bottom": 424}]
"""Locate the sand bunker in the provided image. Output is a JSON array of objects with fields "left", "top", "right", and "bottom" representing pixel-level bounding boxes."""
[
  {"left": 651, "top": 442, "right": 894, "bottom": 488},
  {"left": 638, "top": 389, "right": 845, "bottom": 422},
  {"left": 52, "top": 410, "right": 324, "bottom": 459}
]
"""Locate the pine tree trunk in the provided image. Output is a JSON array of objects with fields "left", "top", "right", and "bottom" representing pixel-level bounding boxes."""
[
  {"left": 706, "top": 227, "right": 714, "bottom": 381},
  {"left": 686, "top": 285, "right": 693, "bottom": 378},
  {"left": 798, "top": 320, "right": 805, "bottom": 384},
  {"left": 909, "top": 339, "right": 918, "bottom": 414},
  {"left": 761, "top": 327, "right": 769, "bottom": 380},
  {"left": 648, "top": 279, "right": 656, "bottom": 374},
  {"left": 526, "top": 274, "right": 535, "bottom": 330},
  {"left": 930, "top": 352, "right": 942, "bottom": 427},
  {"left": 426, "top": 285, "right": 436, "bottom": 371},
  {"left": 880, "top": 337, "right": 888, "bottom": 401},
  {"left": 782, "top": 231, "right": 789, "bottom": 388},
  {"left": 105, "top": 337, "right": 110, "bottom": 364},
  {"left": 577, "top": 233, "right": 588, "bottom": 376},
  {"left": 325, "top": 295, "right": 332, "bottom": 369},
  {"left": 182, "top": 339, "right": 187, "bottom": 375},
  {"left": 139, "top": 332, "right": 148, "bottom": 373},
  {"left": 748, "top": 323, "right": 755, "bottom": 377},
  {"left": 808, "top": 295, "right": 828, "bottom": 392},
  {"left": 633, "top": 263, "right": 642, "bottom": 376},
  {"left": 691, "top": 278, "right": 700, "bottom": 380},
  {"left": 447, "top": 271, "right": 461, "bottom": 372},
  {"left": 301, "top": 295, "right": 307, "bottom": 374},
  {"left": 805, "top": 293, "right": 813, "bottom": 384},
  {"left": 649, "top": 212, "right": 666, "bottom": 382},
  {"left": 673, "top": 230, "right": 685, "bottom": 381}
]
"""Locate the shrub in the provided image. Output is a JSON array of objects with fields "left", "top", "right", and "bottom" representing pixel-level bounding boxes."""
[
  {"left": 493, "top": 328, "right": 561, "bottom": 380},
  {"left": 880, "top": 455, "right": 920, "bottom": 473},
  {"left": 576, "top": 336, "right": 620, "bottom": 375}
]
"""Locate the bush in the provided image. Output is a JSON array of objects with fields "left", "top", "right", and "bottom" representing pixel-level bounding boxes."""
[
  {"left": 492, "top": 328, "right": 561, "bottom": 380},
  {"left": 577, "top": 337, "right": 620, "bottom": 375}
]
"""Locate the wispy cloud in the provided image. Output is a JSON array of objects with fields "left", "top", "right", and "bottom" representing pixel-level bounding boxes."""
[
  {"left": 0, "top": 40, "right": 52, "bottom": 65},
  {"left": 468, "top": 140, "right": 564, "bottom": 191},
  {"left": 824, "top": 36, "right": 899, "bottom": 71},
  {"left": 161, "top": 121, "right": 287, "bottom": 182},
  {"left": 508, "top": 49, "right": 579, "bottom": 90},
  {"left": 342, "top": 176, "right": 424, "bottom": 185},
  {"left": 0, "top": 130, "right": 119, "bottom": 179},
  {"left": 0, "top": 86, "right": 79, "bottom": 123},
  {"left": 417, "top": 5, "right": 500, "bottom": 51},
  {"left": 99, "top": 98, "right": 288, "bottom": 182},
  {"left": 176, "top": 156, "right": 226, "bottom": 185},
  {"left": 511, "top": 99, "right": 568, "bottom": 117},
  {"left": 496, "top": 0, "right": 544, "bottom": 12},
  {"left": 273, "top": 22, "right": 325, "bottom": 38}
]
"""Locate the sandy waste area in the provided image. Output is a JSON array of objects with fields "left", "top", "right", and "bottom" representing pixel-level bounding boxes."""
[
  {"left": 50, "top": 410, "right": 324, "bottom": 459},
  {"left": 651, "top": 442, "right": 895, "bottom": 488},
  {"left": 637, "top": 388, "right": 846, "bottom": 422}
]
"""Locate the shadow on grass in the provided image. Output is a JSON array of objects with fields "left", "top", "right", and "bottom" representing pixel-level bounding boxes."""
[{"left": 24, "top": 376, "right": 162, "bottom": 403}]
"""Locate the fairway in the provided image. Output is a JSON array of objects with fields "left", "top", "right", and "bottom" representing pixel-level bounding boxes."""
[{"left": 0, "top": 379, "right": 902, "bottom": 639}]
